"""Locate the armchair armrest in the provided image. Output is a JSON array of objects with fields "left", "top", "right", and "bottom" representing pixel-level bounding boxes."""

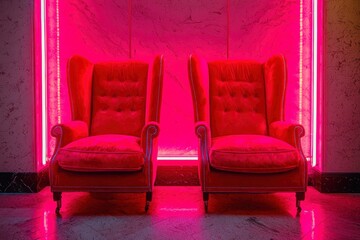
[
  {"left": 141, "top": 122, "right": 160, "bottom": 158},
  {"left": 195, "top": 122, "right": 211, "bottom": 189},
  {"left": 51, "top": 120, "right": 89, "bottom": 148},
  {"left": 141, "top": 122, "right": 160, "bottom": 190},
  {"left": 195, "top": 122, "right": 211, "bottom": 165},
  {"left": 195, "top": 121, "right": 211, "bottom": 151},
  {"left": 269, "top": 121, "right": 305, "bottom": 149}
]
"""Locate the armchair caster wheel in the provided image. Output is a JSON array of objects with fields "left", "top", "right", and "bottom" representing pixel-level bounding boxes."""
[
  {"left": 53, "top": 192, "right": 62, "bottom": 215},
  {"left": 296, "top": 200, "right": 302, "bottom": 215},
  {"left": 296, "top": 192, "right": 304, "bottom": 216},
  {"left": 203, "top": 192, "right": 209, "bottom": 213},
  {"left": 145, "top": 192, "right": 152, "bottom": 212},
  {"left": 145, "top": 201, "right": 150, "bottom": 212},
  {"left": 55, "top": 200, "right": 62, "bottom": 215},
  {"left": 204, "top": 201, "right": 208, "bottom": 213}
]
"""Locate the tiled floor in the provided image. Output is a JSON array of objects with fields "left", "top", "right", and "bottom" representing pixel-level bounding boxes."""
[{"left": 0, "top": 186, "right": 359, "bottom": 240}]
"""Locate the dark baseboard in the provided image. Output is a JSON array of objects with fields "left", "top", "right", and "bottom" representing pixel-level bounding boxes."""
[
  {"left": 0, "top": 166, "right": 49, "bottom": 193},
  {"left": 0, "top": 164, "right": 199, "bottom": 192},
  {"left": 3, "top": 165, "right": 358, "bottom": 193},
  {"left": 310, "top": 170, "right": 360, "bottom": 193},
  {"left": 155, "top": 165, "right": 199, "bottom": 186}
]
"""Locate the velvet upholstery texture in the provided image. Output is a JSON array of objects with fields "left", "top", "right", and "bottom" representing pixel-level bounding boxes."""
[
  {"left": 57, "top": 135, "right": 144, "bottom": 172},
  {"left": 91, "top": 62, "right": 148, "bottom": 136},
  {"left": 189, "top": 54, "right": 307, "bottom": 210},
  {"left": 50, "top": 55, "right": 164, "bottom": 211},
  {"left": 209, "top": 61, "right": 267, "bottom": 137},
  {"left": 210, "top": 135, "right": 300, "bottom": 173}
]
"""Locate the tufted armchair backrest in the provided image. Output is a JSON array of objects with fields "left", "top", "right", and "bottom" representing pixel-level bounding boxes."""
[
  {"left": 209, "top": 61, "right": 267, "bottom": 136},
  {"left": 90, "top": 62, "right": 148, "bottom": 136},
  {"left": 189, "top": 55, "right": 287, "bottom": 138},
  {"left": 67, "top": 55, "right": 163, "bottom": 137}
]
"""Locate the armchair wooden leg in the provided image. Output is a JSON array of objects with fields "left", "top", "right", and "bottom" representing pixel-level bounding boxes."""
[
  {"left": 203, "top": 192, "right": 209, "bottom": 212},
  {"left": 53, "top": 192, "right": 62, "bottom": 215},
  {"left": 145, "top": 192, "right": 152, "bottom": 212},
  {"left": 296, "top": 192, "right": 305, "bottom": 214}
]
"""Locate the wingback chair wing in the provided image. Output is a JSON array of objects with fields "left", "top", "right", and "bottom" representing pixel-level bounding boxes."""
[
  {"left": 188, "top": 54, "right": 307, "bottom": 213},
  {"left": 50, "top": 55, "right": 164, "bottom": 213}
]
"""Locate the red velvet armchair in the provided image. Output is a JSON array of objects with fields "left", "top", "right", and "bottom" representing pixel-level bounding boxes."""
[
  {"left": 50, "top": 55, "right": 164, "bottom": 213},
  {"left": 188, "top": 54, "right": 307, "bottom": 213}
]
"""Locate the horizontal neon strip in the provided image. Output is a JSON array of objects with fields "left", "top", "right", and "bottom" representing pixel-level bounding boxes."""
[
  {"left": 159, "top": 208, "right": 198, "bottom": 212},
  {"left": 157, "top": 156, "right": 198, "bottom": 160}
]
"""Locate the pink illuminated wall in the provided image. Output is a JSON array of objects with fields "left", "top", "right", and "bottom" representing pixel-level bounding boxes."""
[{"left": 44, "top": 0, "right": 313, "bottom": 160}]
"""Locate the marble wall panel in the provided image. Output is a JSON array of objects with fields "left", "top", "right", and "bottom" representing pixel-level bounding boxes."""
[
  {"left": 45, "top": 0, "right": 130, "bottom": 157},
  {"left": 0, "top": 0, "right": 35, "bottom": 172},
  {"left": 229, "top": 0, "right": 312, "bottom": 157},
  {"left": 132, "top": 0, "right": 227, "bottom": 156},
  {"left": 324, "top": 0, "right": 360, "bottom": 172}
]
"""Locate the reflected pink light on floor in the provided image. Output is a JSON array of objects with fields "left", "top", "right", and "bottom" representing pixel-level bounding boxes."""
[
  {"left": 43, "top": 211, "right": 49, "bottom": 236},
  {"left": 299, "top": 208, "right": 326, "bottom": 240},
  {"left": 33, "top": 202, "right": 58, "bottom": 239},
  {"left": 311, "top": 210, "right": 316, "bottom": 240},
  {"left": 3, "top": 187, "right": 356, "bottom": 239}
]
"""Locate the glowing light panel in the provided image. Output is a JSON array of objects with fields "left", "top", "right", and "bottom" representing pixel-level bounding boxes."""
[
  {"left": 157, "top": 157, "right": 198, "bottom": 161},
  {"left": 37, "top": 0, "right": 321, "bottom": 165},
  {"left": 312, "top": 0, "right": 319, "bottom": 167},
  {"left": 41, "top": 0, "right": 47, "bottom": 165}
]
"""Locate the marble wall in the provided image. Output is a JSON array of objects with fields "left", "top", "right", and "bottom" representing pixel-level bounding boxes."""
[
  {"left": 0, "top": 0, "right": 359, "bottom": 193},
  {"left": 48, "top": 0, "right": 312, "bottom": 158},
  {"left": 0, "top": 0, "right": 36, "bottom": 172},
  {"left": 324, "top": 0, "right": 360, "bottom": 172}
]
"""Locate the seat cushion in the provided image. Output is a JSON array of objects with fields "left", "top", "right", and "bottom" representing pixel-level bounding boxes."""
[
  {"left": 210, "top": 135, "right": 300, "bottom": 173},
  {"left": 57, "top": 135, "right": 144, "bottom": 172}
]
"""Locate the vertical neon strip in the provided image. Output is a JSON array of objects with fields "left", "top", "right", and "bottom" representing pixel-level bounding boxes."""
[
  {"left": 41, "top": 0, "right": 47, "bottom": 165},
  {"left": 56, "top": 0, "right": 61, "bottom": 124},
  {"left": 312, "top": 0, "right": 318, "bottom": 167},
  {"left": 226, "top": 0, "right": 230, "bottom": 59},
  {"left": 299, "top": 0, "right": 304, "bottom": 125},
  {"left": 128, "top": 0, "right": 132, "bottom": 59}
]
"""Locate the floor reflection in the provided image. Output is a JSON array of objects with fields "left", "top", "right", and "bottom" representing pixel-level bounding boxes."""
[{"left": 0, "top": 186, "right": 359, "bottom": 239}]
